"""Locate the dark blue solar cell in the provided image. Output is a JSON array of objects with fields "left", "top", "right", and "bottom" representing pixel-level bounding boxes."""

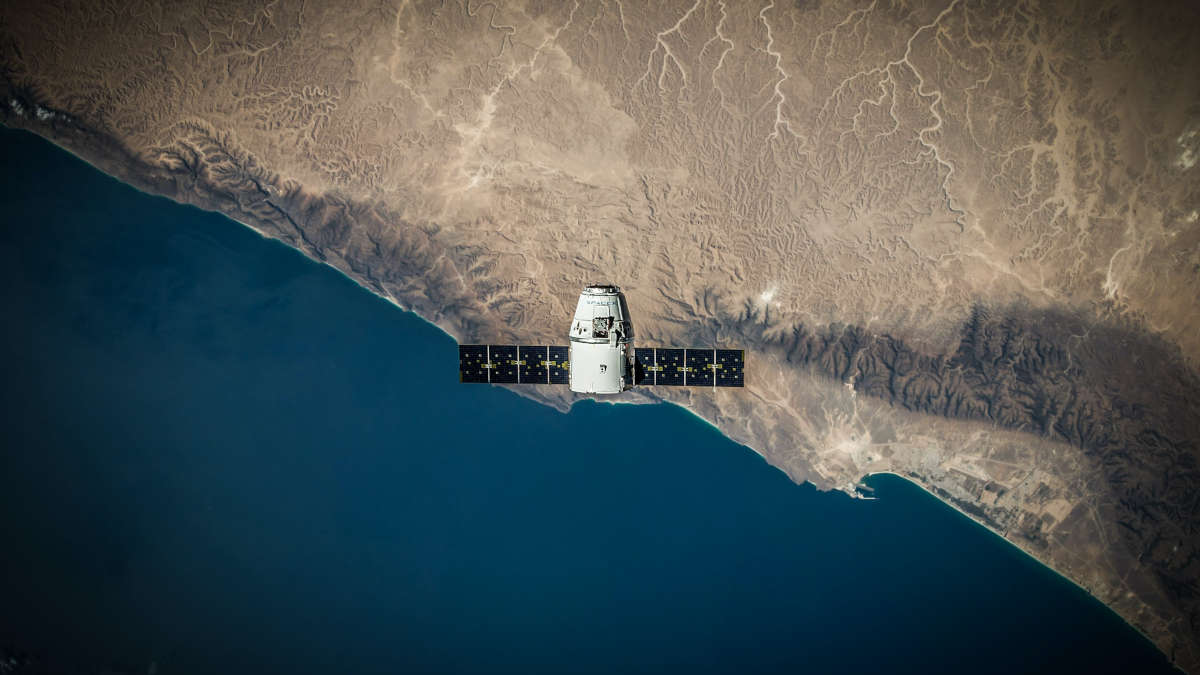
[
  {"left": 548, "top": 346, "right": 570, "bottom": 384},
  {"left": 685, "top": 349, "right": 714, "bottom": 387},
  {"left": 634, "top": 347, "right": 657, "bottom": 386},
  {"left": 518, "top": 345, "right": 549, "bottom": 384},
  {"left": 459, "top": 344, "right": 490, "bottom": 383},
  {"left": 715, "top": 349, "right": 745, "bottom": 387},
  {"left": 488, "top": 345, "right": 518, "bottom": 383},
  {"left": 655, "top": 348, "right": 684, "bottom": 386}
]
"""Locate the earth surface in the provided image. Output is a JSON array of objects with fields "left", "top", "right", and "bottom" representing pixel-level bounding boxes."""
[{"left": 2, "top": 0, "right": 1199, "bottom": 669}]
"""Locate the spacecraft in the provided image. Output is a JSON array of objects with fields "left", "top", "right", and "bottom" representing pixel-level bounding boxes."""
[{"left": 458, "top": 284, "right": 745, "bottom": 393}]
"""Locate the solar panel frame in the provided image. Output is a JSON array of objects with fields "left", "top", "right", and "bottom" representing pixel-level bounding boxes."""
[
  {"left": 685, "top": 349, "right": 715, "bottom": 387},
  {"left": 459, "top": 344, "right": 490, "bottom": 383},
  {"left": 547, "top": 346, "right": 570, "bottom": 384},
  {"left": 518, "top": 345, "right": 549, "bottom": 384},
  {"left": 715, "top": 349, "right": 745, "bottom": 387},
  {"left": 488, "top": 345, "right": 519, "bottom": 383},
  {"left": 633, "top": 347, "right": 657, "bottom": 385},
  {"left": 655, "top": 348, "right": 684, "bottom": 386}
]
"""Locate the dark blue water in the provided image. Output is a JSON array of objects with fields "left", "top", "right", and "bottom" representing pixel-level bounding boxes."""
[{"left": 0, "top": 127, "right": 1178, "bottom": 674}]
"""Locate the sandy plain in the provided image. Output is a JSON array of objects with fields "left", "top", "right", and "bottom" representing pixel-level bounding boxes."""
[{"left": 1, "top": 0, "right": 1199, "bottom": 669}]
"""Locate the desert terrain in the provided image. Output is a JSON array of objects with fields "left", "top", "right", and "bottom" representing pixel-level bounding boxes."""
[{"left": 2, "top": 0, "right": 1199, "bottom": 669}]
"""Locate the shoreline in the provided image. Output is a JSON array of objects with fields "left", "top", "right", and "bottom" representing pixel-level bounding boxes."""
[
  {"left": 0, "top": 121, "right": 467, "bottom": 346},
  {"left": 865, "top": 470, "right": 1180, "bottom": 671},
  {"left": 0, "top": 116, "right": 1185, "bottom": 672}
]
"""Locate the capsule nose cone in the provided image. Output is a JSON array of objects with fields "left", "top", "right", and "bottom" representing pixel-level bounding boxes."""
[{"left": 584, "top": 283, "right": 620, "bottom": 294}]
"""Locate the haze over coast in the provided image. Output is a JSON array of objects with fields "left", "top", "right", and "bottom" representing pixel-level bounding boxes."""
[{"left": 2, "top": 0, "right": 1199, "bottom": 668}]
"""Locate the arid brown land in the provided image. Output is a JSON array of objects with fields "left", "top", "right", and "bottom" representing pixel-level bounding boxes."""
[{"left": 2, "top": 0, "right": 1199, "bottom": 669}]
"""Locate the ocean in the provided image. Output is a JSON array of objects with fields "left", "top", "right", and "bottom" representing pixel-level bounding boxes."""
[{"left": 0, "top": 126, "right": 1178, "bottom": 674}]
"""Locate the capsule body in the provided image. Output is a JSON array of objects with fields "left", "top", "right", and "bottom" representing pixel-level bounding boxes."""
[{"left": 568, "top": 284, "right": 633, "bottom": 394}]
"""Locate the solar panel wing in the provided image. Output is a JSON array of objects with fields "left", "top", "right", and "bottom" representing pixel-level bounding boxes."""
[
  {"left": 518, "top": 345, "right": 549, "bottom": 384},
  {"left": 633, "top": 347, "right": 657, "bottom": 385},
  {"left": 715, "top": 349, "right": 745, "bottom": 387},
  {"left": 655, "top": 348, "right": 684, "bottom": 386},
  {"left": 488, "top": 345, "right": 519, "bottom": 383},
  {"left": 547, "top": 346, "right": 570, "bottom": 384},
  {"left": 685, "top": 349, "right": 715, "bottom": 387},
  {"left": 459, "top": 344, "right": 490, "bottom": 383}
]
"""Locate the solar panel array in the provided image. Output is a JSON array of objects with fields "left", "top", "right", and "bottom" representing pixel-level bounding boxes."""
[
  {"left": 631, "top": 347, "right": 744, "bottom": 387},
  {"left": 460, "top": 345, "right": 744, "bottom": 388},
  {"left": 459, "top": 345, "right": 570, "bottom": 385}
]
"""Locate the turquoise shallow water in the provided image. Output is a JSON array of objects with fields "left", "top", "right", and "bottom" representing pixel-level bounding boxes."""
[{"left": 0, "top": 126, "right": 1179, "bottom": 674}]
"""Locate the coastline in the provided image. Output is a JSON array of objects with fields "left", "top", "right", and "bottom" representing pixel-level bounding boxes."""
[
  {"left": 0, "top": 110, "right": 1187, "bottom": 671},
  {"left": 865, "top": 470, "right": 1181, "bottom": 670}
]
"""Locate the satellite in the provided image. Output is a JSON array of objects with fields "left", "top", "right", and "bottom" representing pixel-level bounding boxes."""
[{"left": 458, "top": 284, "right": 745, "bottom": 393}]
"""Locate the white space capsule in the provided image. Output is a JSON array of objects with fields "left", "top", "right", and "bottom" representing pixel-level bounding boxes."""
[
  {"left": 568, "top": 284, "right": 633, "bottom": 394},
  {"left": 457, "top": 285, "right": 744, "bottom": 391}
]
